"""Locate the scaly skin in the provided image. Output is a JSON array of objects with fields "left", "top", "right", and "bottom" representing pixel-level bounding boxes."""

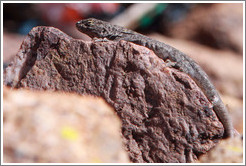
[{"left": 76, "top": 18, "right": 233, "bottom": 138}]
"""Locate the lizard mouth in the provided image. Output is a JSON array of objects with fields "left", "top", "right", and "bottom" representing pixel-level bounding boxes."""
[{"left": 76, "top": 21, "right": 83, "bottom": 29}]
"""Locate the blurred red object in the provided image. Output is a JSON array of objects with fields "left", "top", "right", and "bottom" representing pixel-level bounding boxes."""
[{"left": 62, "top": 6, "right": 81, "bottom": 23}]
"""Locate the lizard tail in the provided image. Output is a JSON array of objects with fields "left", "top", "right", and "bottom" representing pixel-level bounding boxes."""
[{"left": 213, "top": 102, "right": 234, "bottom": 138}]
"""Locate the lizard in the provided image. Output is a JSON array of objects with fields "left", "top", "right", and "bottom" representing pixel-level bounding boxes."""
[{"left": 76, "top": 18, "right": 234, "bottom": 138}]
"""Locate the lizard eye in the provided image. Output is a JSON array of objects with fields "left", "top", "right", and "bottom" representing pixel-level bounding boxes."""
[
  {"left": 84, "top": 22, "right": 92, "bottom": 27},
  {"left": 87, "top": 19, "right": 94, "bottom": 24}
]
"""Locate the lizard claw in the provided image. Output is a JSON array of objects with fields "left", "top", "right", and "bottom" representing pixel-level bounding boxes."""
[
  {"left": 165, "top": 59, "right": 177, "bottom": 68},
  {"left": 93, "top": 37, "right": 109, "bottom": 42}
]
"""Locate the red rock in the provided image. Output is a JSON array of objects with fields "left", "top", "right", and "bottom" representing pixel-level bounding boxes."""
[
  {"left": 149, "top": 33, "right": 243, "bottom": 135},
  {"left": 4, "top": 26, "right": 225, "bottom": 163}
]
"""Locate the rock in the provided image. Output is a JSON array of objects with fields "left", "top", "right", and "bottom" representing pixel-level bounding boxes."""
[
  {"left": 149, "top": 33, "right": 243, "bottom": 135},
  {"left": 197, "top": 135, "right": 243, "bottom": 163},
  {"left": 164, "top": 3, "right": 243, "bottom": 54},
  {"left": 4, "top": 26, "right": 224, "bottom": 163},
  {"left": 3, "top": 86, "right": 129, "bottom": 163}
]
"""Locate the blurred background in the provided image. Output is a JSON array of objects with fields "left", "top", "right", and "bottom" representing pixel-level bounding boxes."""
[
  {"left": 3, "top": 3, "right": 244, "bottom": 58},
  {"left": 2, "top": 2, "right": 244, "bottom": 163}
]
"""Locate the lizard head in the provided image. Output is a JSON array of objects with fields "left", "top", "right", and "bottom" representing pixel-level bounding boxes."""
[{"left": 76, "top": 18, "right": 126, "bottom": 39}]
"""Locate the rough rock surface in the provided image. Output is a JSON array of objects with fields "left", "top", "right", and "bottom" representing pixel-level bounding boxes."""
[
  {"left": 149, "top": 33, "right": 243, "bottom": 134},
  {"left": 3, "top": 87, "right": 129, "bottom": 163},
  {"left": 4, "top": 26, "right": 225, "bottom": 163},
  {"left": 3, "top": 86, "right": 129, "bottom": 163}
]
